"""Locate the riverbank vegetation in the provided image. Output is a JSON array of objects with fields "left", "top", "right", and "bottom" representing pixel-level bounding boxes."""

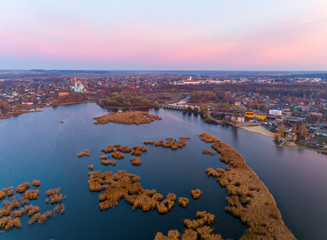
[
  {"left": 93, "top": 111, "right": 162, "bottom": 125},
  {"left": 199, "top": 132, "right": 296, "bottom": 240}
]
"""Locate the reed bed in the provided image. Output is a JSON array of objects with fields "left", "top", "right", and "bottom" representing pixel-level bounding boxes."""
[
  {"left": 77, "top": 152, "right": 85, "bottom": 157},
  {"left": 28, "top": 202, "right": 65, "bottom": 226},
  {"left": 101, "top": 145, "right": 115, "bottom": 153},
  {"left": 16, "top": 182, "right": 30, "bottom": 193},
  {"left": 88, "top": 165, "right": 94, "bottom": 170},
  {"left": 6, "top": 187, "right": 13, "bottom": 197},
  {"left": 101, "top": 159, "right": 110, "bottom": 166},
  {"left": 100, "top": 155, "right": 107, "bottom": 160},
  {"left": 23, "top": 190, "right": 39, "bottom": 201},
  {"left": 131, "top": 146, "right": 147, "bottom": 156},
  {"left": 88, "top": 170, "right": 177, "bottom": 214},
  {"left": 118, "top": 146, "right": 132, "bottom": 153},
  {"left": 78, "top": 149, "right": 90, "bottom": 158},
  {"left": 0, "top": 199, "right": 19, "bottom": 218},
  {"left": 45, "top": 188, "right": 64, "bottom": 204},
  {"left": 143, "top": 140, "right": 155, "bottom": 145},
  {"left": 179, "top": 136, "right": 191, "bottom": 141},
  {"left": 0, "top": 189, "right": 5, "bottom": 200},
  {"left": 32, "top": 180, "right": 40, "bottom": 187},
  {"left": 111, "top": 152, "right": 125, "bottom": 159},
  {"left": 199, "top": 132, "right": 296, "bottom": 240},
  {"left": 0, "top": 183, "right": 67, "bottom": 232},
  {"left": 178, "top": 197, "right": 189, "bottom": 208},
  {"left": 84, "top": 149, "right": 90, "bottom": 156},
  {"left": 93, "top": 111, "right": 162, "bottom": 125},
  {"left": 191, "top": 189, "right": 202, "bottom": 200},
  {"left": 148, "top": 137, "right": 190, "bottom": 150},
  {"left": 131, "top": 157, "right": 142, "bottom": 166},
  {"left": 154, "top": 211, "right": 222, "bottom": 240},
  {"left": 202, "top": 149, "right": 216, "bottom": 156},
  {"left": 199, "top": 133, "right": 220, "bottom": 143}
]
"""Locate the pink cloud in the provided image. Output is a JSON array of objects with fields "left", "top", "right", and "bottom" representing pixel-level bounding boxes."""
[{"left": 0, "top": 14, "right": 326, "bottom": 69}]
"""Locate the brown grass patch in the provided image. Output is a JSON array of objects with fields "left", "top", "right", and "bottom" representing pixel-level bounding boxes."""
[
  {"left": 78, "top": 149, "right": 90, "bottom": 158},
  {"left": 119, "top": 146, "right": 132, "bottom": 153},
  {"left": 6, "top": 187, "right": 13, "bottom": 197},
  {"left": 0, "top": 189, "right": 5, "bottom": 200},
  {"left": 101, "top": 145, "right": 115, "bottom": 153},
  {"left": 45, "top": 188, "right": 63, "bottom": 204},
  {"left": 111, "top": 152, "right": 125, "bottom": 159},
  {"left": 191, "top": 189, "right": 202, "bottom": 200},
  {"left": 178, "top": 197, "right": 189, "bottom": 208},
  {"left": 0, "top": 184, "right": 67, "bottom": 232},
  {"left": 101, "top": 159, "right": 110, "bottom": 166},
  {"left": 32, "top": 180, "right": 40, "bottom": 187},
  {"left": 202, "top": 149, "right": 216, "bottom": 156},
  {"left": 131, "top": 157, "right": 142, "bottom": 166},
  {"left": 88, "top": 170, "right": 178, "bottom": 214},
  {"left": 148, "top": 137, "right": 190, "bottom": 150},
  {"left": 100, "top": 155, "right": 107, "bottom": 160},
  {"left": 16, "top": 182, "right": 30, "bottom": 194},
  {"left": 154, "top": 211, "right": 222, "bottom": 240}
]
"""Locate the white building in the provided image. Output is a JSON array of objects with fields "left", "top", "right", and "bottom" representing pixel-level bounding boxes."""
[
  {"left": 231, "top": 116, "right": 245, "bottom": 122},
  {"left": 269, "top": 108, "right": 282, "bottom": 115}
]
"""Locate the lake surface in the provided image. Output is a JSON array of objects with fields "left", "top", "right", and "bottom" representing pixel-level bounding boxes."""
[{"left": 0, "top": 103, "right": 326, "bottom": 240}]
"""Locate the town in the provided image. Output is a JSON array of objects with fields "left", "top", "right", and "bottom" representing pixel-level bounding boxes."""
[{"left": 1, "top": 70, "right": 327, "bottom": 152}]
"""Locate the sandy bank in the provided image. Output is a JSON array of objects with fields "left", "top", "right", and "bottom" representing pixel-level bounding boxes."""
[{"left": 239, "top": 125, "right": 274, "bottom": 138}]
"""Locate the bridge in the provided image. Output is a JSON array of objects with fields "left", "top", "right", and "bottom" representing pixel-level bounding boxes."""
[{"left": 163, "top": 104, "right": 200, "bottom": 111}]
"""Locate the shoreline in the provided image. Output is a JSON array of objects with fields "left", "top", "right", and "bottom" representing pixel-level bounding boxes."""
[
  {"left": 0, "top": 101, "right": 94, "bottom": 120},
  {"left": 238, "top": 125, "right": 322, "bottom": 153}
]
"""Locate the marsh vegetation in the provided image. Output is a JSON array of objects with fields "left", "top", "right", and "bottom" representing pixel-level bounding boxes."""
[
  {"left": 0, "top": 182, "right": 66, "bottom": 233},
  {"left": 191, "top": 189, "right": 202, "bottom": 200},
  {"left": 145, "top": 137, "right": 191, "bottom": 150},
  {"left": 131, "top": 157, "right": 142, "bottom": 166},
  {"left": 88, "top": 170, "right": 179, "bottom": 214},
  {"left": 154, "top": 211, "right": 222, "bottom": 240},
  {"left": 78, "top": 149, "right": 90, "bottom": 158},
  {"left": 93, "top": 111, "right": 162, "bottom": 125}
]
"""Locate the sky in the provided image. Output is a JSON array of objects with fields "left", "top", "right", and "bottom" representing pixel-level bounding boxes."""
[{"left": 0, "top": 0, "right": 326, "bottom": 70}]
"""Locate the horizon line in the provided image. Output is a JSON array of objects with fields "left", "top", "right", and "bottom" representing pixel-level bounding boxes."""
[{"left": 1, "top": 69, "right": 327, "bottom": 73}]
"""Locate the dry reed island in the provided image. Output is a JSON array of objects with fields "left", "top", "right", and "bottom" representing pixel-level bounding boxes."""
[
  {"left": 199, "top": 132, "right": 296, "bottom": 240},
  {"left": 0, "top": 181, "right": 66, "bottom": 233},
  {"left": 93, "top": 111, "right": 162, "bottom": 125},
  {"left": 88, "top": 170, "right": 179, "bottom": 213}
]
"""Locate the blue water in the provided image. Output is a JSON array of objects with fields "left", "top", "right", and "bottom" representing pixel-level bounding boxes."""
[{"left": 0, "top": 103, "right": 326, "bottom": 240}]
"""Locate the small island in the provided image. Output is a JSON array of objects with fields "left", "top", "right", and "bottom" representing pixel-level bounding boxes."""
[{"left": 93, "top": 111, "right": 162, "bottom": 125}]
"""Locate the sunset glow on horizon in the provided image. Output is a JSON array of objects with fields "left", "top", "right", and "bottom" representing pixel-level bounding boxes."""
[{"left": 0, "top": 0, "right": 327, "bottom": 70}]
